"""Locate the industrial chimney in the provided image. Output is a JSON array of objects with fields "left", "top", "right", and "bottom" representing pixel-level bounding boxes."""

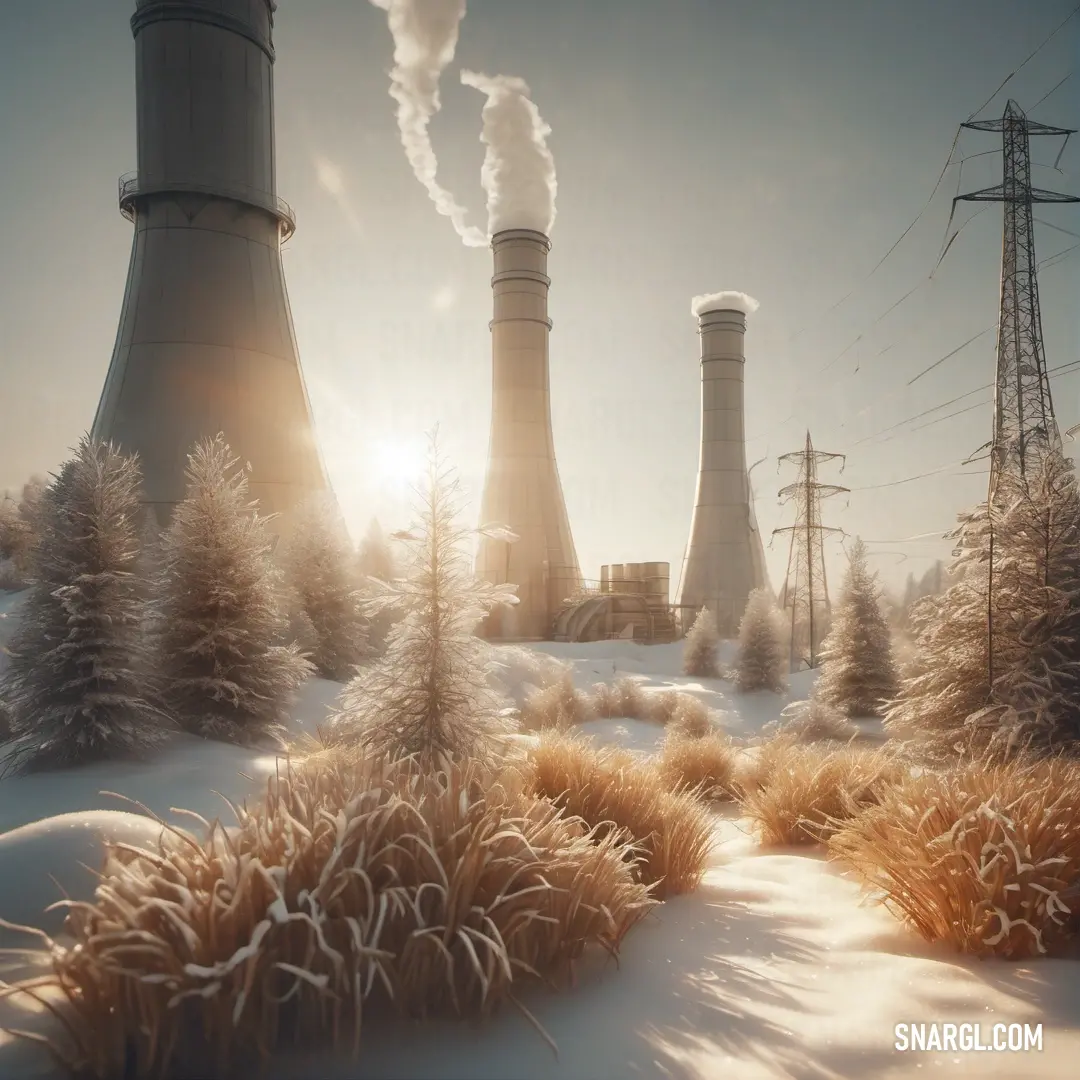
[
  {"left": 476, "top": 229, "right": 581, "bottom": 639},
  {"left": 676, "top": 293, "right": 769, "bottom": 636},
  {"left": 92, "top": 0, "right": 328, "bottom": 527}
]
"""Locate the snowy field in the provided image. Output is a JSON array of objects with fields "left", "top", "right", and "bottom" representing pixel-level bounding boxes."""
[{"left": 0, "top": 599, "right": 1077, "bottom": 1078}]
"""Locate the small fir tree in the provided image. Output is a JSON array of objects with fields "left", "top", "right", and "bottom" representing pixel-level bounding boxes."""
[
  {"left": 814, "top": 539, "right": 898, "bottom": 718},
  {"left": 682, "top": 606, "right": 721, "bottom": 678},
  {"left": 356, "top": 516, "right": 399, "bottom": 655},
  {"left": 0, "top": 439, "right": 169, "bottom": 774},
  {"left": 356, "top": 516, "right": 397, "bottom": 582},
  {"left": 733, "top": 588, "right": 788, "bottom": 693},
  {"left": 282, "top": 497, "right": 368, "bottom": 681},
  {"left": 0, "top": 475, "right": 47, "bottom": 588},
  {"left": 330, "top": 435, "right": 517, "bottom": 767},
  {"left": 154, "top": 436, "right": 311, "bottom": 748}
]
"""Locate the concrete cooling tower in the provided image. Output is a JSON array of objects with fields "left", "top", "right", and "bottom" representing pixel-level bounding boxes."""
[
  {"left": 92, "top": 0, "right": 328, "bottom": 526},
  {"left": 676, "top": 294, "right": 768, "bottom": 636},
  {"left": 476, "top": 229, "right": 581, "bottom": 640}
]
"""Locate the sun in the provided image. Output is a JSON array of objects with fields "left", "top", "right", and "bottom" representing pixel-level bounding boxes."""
[{"left": 373, "top": 437, "right": 426, "bottom": 493}]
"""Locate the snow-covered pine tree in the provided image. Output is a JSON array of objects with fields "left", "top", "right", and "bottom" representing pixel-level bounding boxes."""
[
  {"left": 814, "top": 538, "right": 898, "bottom": 717},
  {"left": 329, "top": 436, "right": 517, "bottom": 768},
  {"left": 154, "top": 436, "right": 311, "bottom": 748},
  {"left": 682, "top": 606, "right": 721, "bottom": 678},
  {"left": 884, "top": 491, "right": 1003, "bottom": 758},
  {"left": 0, "top": 475, "right": 47, "bottom": 589},
  {"left": 732, "top": 587, "right": 787, "bottom": 693},
  {"left": 282, "top": 496, "right": 368, "bottom": 681},
  {"left": 973, "top": 447, "right": 1080, "bottom": 757},
  {"left": 355, "top": 516, "right": 399, "bottom": 655},
  {"left": 0, "top": 439, "right": 170, "bottom": 774},
  {"left": 356, "top": 517, "right": 396, "bottom": 583}
]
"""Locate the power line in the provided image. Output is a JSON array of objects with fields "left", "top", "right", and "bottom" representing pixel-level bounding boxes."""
[
  {"left": 906, "top": 240, "right": 1080, "bottom": 386},
  {"left": 1031, "top": 69, "right": 1075, "bottom": 112},
  {"left": 907, "top": 327, "right": 994, "bottom": 386},
  {"left": 847, "top": 357, "right": 1080, "bottom": 452},
  {"left": 965, "top": 3, "right": 1080, "bottom": 122},
  {"left": 785, "top": 130, "right": 962, "bottom": 344},
  {"left": 849, "top": 463, "right": 986, "bottom": 492},
  {"left": 1034, "top": 217, "right": 1080, "bottom": 240},
  {"left": 783, "top": 4, "right": 1080, "bottom": 350}
]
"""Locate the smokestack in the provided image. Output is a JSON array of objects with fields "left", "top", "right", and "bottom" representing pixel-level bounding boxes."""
[
  {"left": 676, "top": 297, "right": 768, "bottom": 635},
  {"left": 92, "top": 0, "right": 328, "bottom": 527},
  {"left": 476, "top": 229, "right": 580, "bottom": 639}
]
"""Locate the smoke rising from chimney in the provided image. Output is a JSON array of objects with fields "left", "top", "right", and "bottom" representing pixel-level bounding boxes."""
[
  {"left": 369, "top": 1, "right": 557, "bottom": 244},
  {"left": 368, "top": 0, "right": 486, "bottom": 246},
  {"left": 460, "top": 70, "right": 557, "bottom": 237},
  {"left": 691, "top": 291, "right": 760, "bottom": 317}
]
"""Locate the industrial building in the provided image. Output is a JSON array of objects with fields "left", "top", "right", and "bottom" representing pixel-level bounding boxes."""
[
  {"left": 475, "top": 229, "right": 582, "bottom": 639},
  {"left": 92, "top": 0, "right": 328, "bottom": 528},
  {"left": 675, "top": 294, "right": 769, "bottom": 635}
]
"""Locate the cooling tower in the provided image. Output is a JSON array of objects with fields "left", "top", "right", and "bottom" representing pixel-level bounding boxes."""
[
  {"left": 476, "top": 229, "right": 581, "bottom": 639},
  {"left": 676, "top": 300, "right": 768, "bottom": 636},
  {"left": 92, "top": 0, "right": 328, "bottom": 527}
]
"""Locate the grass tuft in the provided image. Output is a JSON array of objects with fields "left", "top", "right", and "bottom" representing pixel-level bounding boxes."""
[
  {"left": 527, "top": 730, "right": 715, "bottom": 897},
  {"left": 657, "top": 731, "right": 737, "bottom": 802},
  {"left": 829, "top": 758, "right": 1080, "bottom": 959},
  {"left": 3, "top": 753, "right": 654, "bottom": 1079},
  {"left": 738, "top": 738, "right": 903, "bottom": 846}
]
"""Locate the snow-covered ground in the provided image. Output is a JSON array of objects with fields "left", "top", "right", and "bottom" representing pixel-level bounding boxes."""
[{"left": 0, "top": 622, "right": 1076, "bottom": 1078}]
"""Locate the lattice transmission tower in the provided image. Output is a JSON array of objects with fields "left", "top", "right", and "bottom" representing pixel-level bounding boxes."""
[
  {"left": 955, "top": 99, "right": 1079, "bottom": 494},
  {"left": 773, "top": 432, "right": 848, "bottom": 672},
  {"left": 955, "top": 99, "right": 1079, "bottom": 685}
]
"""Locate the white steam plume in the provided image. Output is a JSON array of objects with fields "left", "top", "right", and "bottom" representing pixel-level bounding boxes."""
[
  {"left": 691, "top": 291, "right": 760, "bottom": 317},
  {"left": 369, "top": 0, "right": 486, "bottom": 246},
  {"left": 460, "top": 70, "right": 557, "bottom": 238}
]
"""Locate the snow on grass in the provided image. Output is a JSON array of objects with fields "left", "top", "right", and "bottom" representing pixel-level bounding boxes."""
[
  {"left": 261, "top": 813, "right": 1080, "bottom": 1080},
  {"left": 526, "top": 640, "right": 817, "bottom": 741},
  {"left": 1, "top": 636, "right": 1079, "bottom": 1078}
]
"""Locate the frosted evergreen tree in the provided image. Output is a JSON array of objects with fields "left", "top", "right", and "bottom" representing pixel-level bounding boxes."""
[
  {"left": 887, "top": 450, "right": 1080, "bottom": 760},
  {"left": 330, "top": 435, "right": 517, "bottom": 768},
  {"left": 682, "top": 606, "right": 721, "bottom": 678},
  {"left": 356, "top": 517, "right": 396, "bottom": 582},
  {"left": 282, "top": 496, "right": 368, "bottom": 680},
  {"left": 154, "top": 436, "right": 311, "bottom": 748},
  {"left": 814, "top": 538, "right": 898, "bottom": 717},
  {"left": 973, "top": 448, "right": 1080, "bottom": 757},
  {"left": 0, "top": 439, "right": 170, "bottom": 775},
  {"left": 356, "top": 516, "right": 399, "bottom": 655},
  {"left": 0, "top": 475, "right": 47, "bottom": 589},
  {"left": 733, "top": 587, "right": 787, "bottom": 693},
  {"left": 884, "top": 503, "right": 994, "bottom": 757}
]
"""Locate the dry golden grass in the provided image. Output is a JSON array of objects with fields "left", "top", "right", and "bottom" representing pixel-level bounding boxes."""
[
  {"left": 773, "top": 697, "right": 858, "bottom": 744},
  {"left": 519, "top": 674, "right": 719, "bottom": 746},
  {"left": 829, "top": 758, "right": 1080, "bottom": 959},
  {"left": 739, "top": 739, "right": 904, "bottom": 846},
  {"left": 527, "top": 730, "right": 715, "bottom": 898},
  {"left": 589, "top": 677, "right": 649, "bottom": 720},
  {"left": 732, "top": 732, "right": 799, "bottom": 797},
  {"left": 657, "top": 732, "right": 737, "bottom": 802},
  {"left": 648, "top": 691, "right": 713, "bottom": 739},
  {"left": 518, "top": 673, "right": 597, "bottom": 731},
  {"left": 0, "top": 754, "right": 654, "bottom": 1079}
]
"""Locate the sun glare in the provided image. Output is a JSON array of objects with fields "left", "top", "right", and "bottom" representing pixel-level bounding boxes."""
[{"left": 374, "top": 437, "right": 426, "bottom": 493}]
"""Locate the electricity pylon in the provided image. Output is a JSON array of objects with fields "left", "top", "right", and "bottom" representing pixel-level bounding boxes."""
[
  {"left": 956, "top": 99, "right": 1079, "bottom": 493},
  {"left": 773, "top": 432, "right": 848, "bottom": 672},
  {"left": 955, "top": 99, "right": 1079, "bottom": 684}
]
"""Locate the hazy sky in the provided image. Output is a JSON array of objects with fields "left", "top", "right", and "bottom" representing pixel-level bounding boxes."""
[{"left": 0, "top": 0, "right": 1077, "bottom": 597}]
